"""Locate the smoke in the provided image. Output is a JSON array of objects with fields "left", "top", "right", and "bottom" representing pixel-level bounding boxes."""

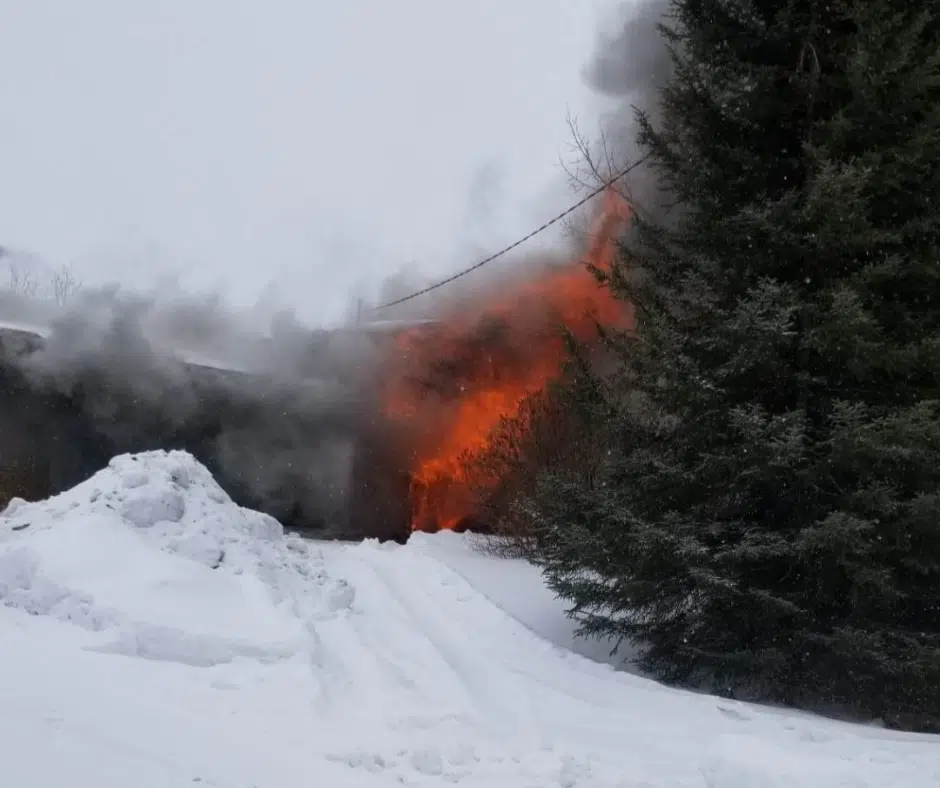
[
  {"left": 0, "top": 1, "right": 676, "bottom": 538},
  {"left": 587, "top": 0, "right": 673, "bottom": 102},
  {"left": 466, "top": 158, "right": 507, "bottom": 238},
  {"left": 360, "top": 1, "right": 675, "bottom": 325},
  {"left": 2, "top": 283, "right": 383, "bottom": 535},
  {"left": 2, "top": 244, "right": 565, "bottom": 539},
  {"left": 581, "top": 0, "right": 675, "bottom": 221}
]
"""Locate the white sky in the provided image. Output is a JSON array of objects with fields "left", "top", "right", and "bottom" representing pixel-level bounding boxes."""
[{"left": 0, "top": 0, "right": 621, "bottom": 325}]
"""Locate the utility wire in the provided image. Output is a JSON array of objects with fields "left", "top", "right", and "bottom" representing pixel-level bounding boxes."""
[{"left": 370, "top": 156, "right": 649, "bottom": 312}]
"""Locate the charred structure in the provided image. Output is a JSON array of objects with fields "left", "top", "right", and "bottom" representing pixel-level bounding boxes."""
[
  {"left": 0, "top": 321, "right": 414, "bottom": 542},
  {"left": 0, "top": 185, "right": 631, "bottom": 540}
]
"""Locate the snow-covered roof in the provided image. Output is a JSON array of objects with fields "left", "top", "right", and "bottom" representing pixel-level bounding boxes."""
[{"left": 0, "top": 313, "right": 442, "bottom": 379}]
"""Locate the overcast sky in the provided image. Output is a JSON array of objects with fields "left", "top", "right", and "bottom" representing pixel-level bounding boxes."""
[{"left": 0, "top": 0, "right": 622, "bottom": 326}]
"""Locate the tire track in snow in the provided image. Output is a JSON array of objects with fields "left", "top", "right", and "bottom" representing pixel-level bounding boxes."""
[
  {"left": 315, "top": 545, "right": 697, "bottom": 786},
  {"left": 331, "top": 542, "right": 658, "bottom": 749},
  {"left": 311, "top": 545, "right": 485, "bottom": 731},
  {"left": 360, "top": 543, "right": 665, "bottom": 721},
  {"left": 357, "top": 546, "right": 534, "bottom": 733},
  {"left": 312, "top": 540, "right": 940, "bottom": 788}
]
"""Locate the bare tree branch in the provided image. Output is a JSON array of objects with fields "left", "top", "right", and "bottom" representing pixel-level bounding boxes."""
[
  {"left": 7, "top": 264, "right": 40, "bottom": 298},
  {"left": 51, "top": 264, "right": 81, "bottom": 305}
]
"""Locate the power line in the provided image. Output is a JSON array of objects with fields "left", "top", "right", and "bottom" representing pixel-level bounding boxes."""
[{"left": 370, "top": 156, "right": 649, "bottom": 312}]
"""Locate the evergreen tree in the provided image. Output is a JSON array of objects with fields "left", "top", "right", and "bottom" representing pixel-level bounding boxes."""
[{"left": 527, "top": 0, "right": 940, "bottom": 729}]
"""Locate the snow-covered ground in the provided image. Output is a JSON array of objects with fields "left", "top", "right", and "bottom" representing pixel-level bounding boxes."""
[{"left": 1, "top": 451, "right": 937, "bottom": 788}]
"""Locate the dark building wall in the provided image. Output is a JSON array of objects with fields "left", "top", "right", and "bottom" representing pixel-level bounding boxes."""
[
  {"left": 0, "top": 357, "right": 137, "bottom": 508},
  {"left": 0, "top": 339, "right": 411, "bottom": 541},
  {"left": 346, "top": 420, "right": 412, "bottom": 542},
  {"left": 0, "top": 375, "right": 49, "bottom": 506}
]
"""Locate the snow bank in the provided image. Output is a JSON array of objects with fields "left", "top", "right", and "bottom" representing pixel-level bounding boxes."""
[
  {"left": 0, "top": 450, "right": 353, "bottom": 667},
  {"left": 1, "top": 451, "right": 937, "bottom": 788}
]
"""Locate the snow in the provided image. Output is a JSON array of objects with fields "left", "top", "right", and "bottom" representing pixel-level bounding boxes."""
[
  {"left": 0, "top": 316, "right": 255, "bottom": 376},
  {"left": 409, "top": 530, "right": 642, "bottom": 669},
  {"left": 1, "top": 451, "right": 938, "bottom": 788},
  {"left": 0, "top": 318, "right": 50, "bottom": 338}
]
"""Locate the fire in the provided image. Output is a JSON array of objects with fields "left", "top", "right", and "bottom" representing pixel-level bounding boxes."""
[{"left": 383, "top": 188, "right": 633, "bottom": 532}]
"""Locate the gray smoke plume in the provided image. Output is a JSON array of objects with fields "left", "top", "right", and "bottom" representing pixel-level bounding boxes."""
[
  {"left": 0, "top": 2, "right": 677, "bottom": 541},
  {"left": 582, "top": 0, "right": 675, "bottom": 220},
  {"left": 362, "top": 0, "right": 676, "bottom": 322},
  {"left": 0, "top": 282, "right": 387, "bottom": 536},
  {"left": 587, "top": 0, "right": 673, "bottom": 102}
]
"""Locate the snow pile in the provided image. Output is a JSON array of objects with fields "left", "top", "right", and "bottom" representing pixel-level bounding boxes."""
[{"left": 0, "top": 450, "right": 353, "bottom": 668}]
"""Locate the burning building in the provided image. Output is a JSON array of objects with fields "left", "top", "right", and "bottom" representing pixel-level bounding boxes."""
[
  {"left": 375, "top": 187, "right": 633, "bottom": 534},
  {"left": 0, "top": 187, "right": 632, "bottom": 541}
]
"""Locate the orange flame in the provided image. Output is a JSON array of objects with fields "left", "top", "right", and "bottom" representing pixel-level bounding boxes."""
[{"left": 383, "top": 188, "right": 633, "bottom": 532}]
